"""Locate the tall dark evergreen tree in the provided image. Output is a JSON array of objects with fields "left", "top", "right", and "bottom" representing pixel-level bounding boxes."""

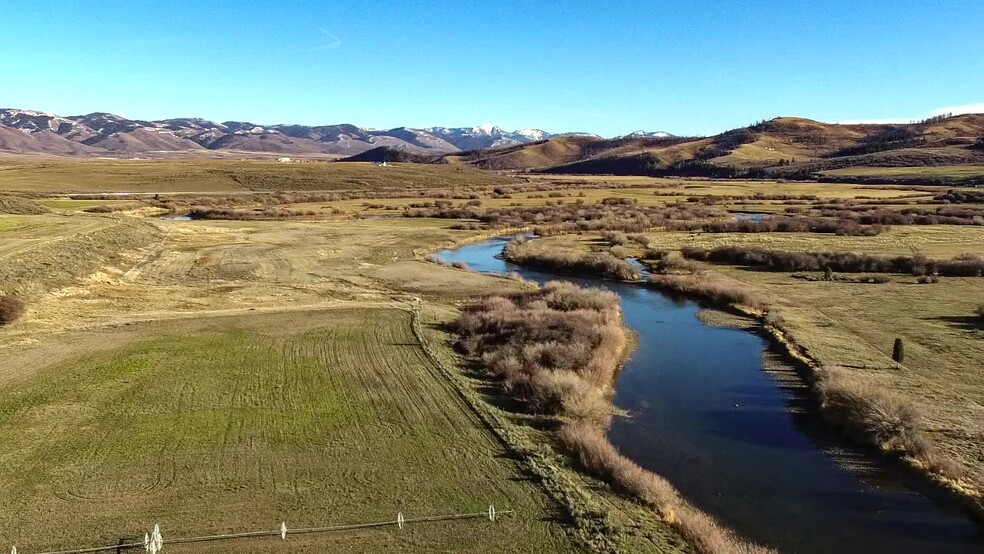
[{"left": 892, "top": 338, "right": 905, "bottom": 365}]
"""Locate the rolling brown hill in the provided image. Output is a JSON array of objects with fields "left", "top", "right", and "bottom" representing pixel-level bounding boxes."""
[
  {"left": 454, "top": 114, "right": 984, "bottom": 183},
  {"left": 444, "top": 136, "right": 600, "bottom": 169}
]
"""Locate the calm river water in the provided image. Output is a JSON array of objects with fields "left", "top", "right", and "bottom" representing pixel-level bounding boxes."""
[{"left": 436, "top": 235, "right": 982, "bottom": 553}]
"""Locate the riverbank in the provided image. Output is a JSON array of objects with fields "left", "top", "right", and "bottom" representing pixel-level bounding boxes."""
[
  {"left": 495, "top": 231, "right": 984, "bottom": 524},
  {"left": 449, "top": 281, "right": 773, "bottom": 554},
  {"left": 435, "top": 234, "right": 983, "bottom": 553},
  {"left": 645, "top": 268, "right": 983, "bottom": 524}
]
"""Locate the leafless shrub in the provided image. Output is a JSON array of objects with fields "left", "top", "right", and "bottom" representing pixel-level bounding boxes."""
[
  {"left": 764, "top": 308, "right": 785, "bottom": 328},
  {"left": 504, "top": 238, "right": 640, "bottom": 281},
  {"left": 0, "top": 295, "right": 26, "bottom": 325},
  {"left": 424, "top": 253, "right": 450, "bottom": 267},
  {"left": 406, "top": 199, "right": 722, "bottom": 233},
  {"left": 667, "top": 216, "right": 885, "bottom": 236},
  {"left": 452, "top": 281, "right": 625, "bottom": 404},
  {"left": 791, "top": 272, "right": 891, "bottom": 284},
  {"left": 627, "top": 233, "right": 652, "bottom": 247},
  {"left": 649, "top": 274, "right": 768, "bottom": 311},
  {"left": 454, "top": 280, "right": 770, "bottom": 553},
  {"left": 643, "top": 248, "right": 669, "bottom": 260},
  {"left": 814, "top": 367, "right": 966, "bottom": 482},
  {"left": 602, "top": 231, "right": 630, "bottom": 245},
  {"left": 651, "top": 252, "right": 702, "bottom": 275},
  {"left": 558, "top": 422, "right": 773, "bottom": 554},
  {"left": 683, "top": 246, "right": 984, "bottom": 277},
  {"left": 816, "top": 369, "right": 916, "bottom": 452}
]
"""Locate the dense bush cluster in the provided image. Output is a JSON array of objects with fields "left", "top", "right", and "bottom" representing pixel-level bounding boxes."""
[
  {"left": 0, "top": 295, "right": 26, "bottom": 325},
  {"left": 503, "top": 237, "right": 640, "bottom": 281},
  {"left": 667, "top": 216, "right": 885, "bottom": 236},
  {"left": 648, "top": 273, "right": 768, "bottom": 310},
  {"left": 453, "top": 283, "right": 771, "bottom": 553},
  {"left": 817, "top": 206, "right": 984, "bottom": 226},
  {"left": 682, "top": 245, "right": 984, "bottom": 276},
  {"left": 186, "top": 207, "right": 320, "bottom": 220},
  {"left": 452, "top": 281, "right": 626, "bottom": 427},
  {"left": 407, "top": 199, "right": 723, "bottom": 234},
  {"left": 791, "top": 272, "right": 891, "bottom": 284},
  {"left": 816, "top": 367, "right": 923, "bottom": 453},
  {"left": 934, "top": 189, "right": 984, "bottom": 204}
]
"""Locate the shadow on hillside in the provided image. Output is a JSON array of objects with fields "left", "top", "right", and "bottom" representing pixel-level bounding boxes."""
[{"left": 929, "top": 315, "right": 984, "bottom": 331}]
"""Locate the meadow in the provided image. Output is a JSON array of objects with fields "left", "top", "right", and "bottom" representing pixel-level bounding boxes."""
[
  {"left": 1, "top": 159, "right": 982, "bottom": 551},
  {"left": 0, "top": 157, "right": 515, "bottom": 193},
  {"left": 0, "top": 309, "right": 577, "bottom": 553},
  {"left": 0, "top": 183, "right": 684, "bottom": 552}
]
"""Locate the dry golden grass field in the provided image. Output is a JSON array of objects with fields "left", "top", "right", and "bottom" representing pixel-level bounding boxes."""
[
  {"left": 0, "top": 158, "right": 516, "bottom": 193},
  {"left": 0, "top": 190, "right": 684, "bottom": 553}
]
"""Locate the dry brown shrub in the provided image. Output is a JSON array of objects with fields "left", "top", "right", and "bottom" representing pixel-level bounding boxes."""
[
  {"left": 504, "top": 238, "right": 640, "bottom": 281},
  {"left": 815, "top": 367, "right": 922, "bottom": 452},
  {"left": 0, "top": 295, "right": 26, "bottom": 325},
  {"left": 558, "top": 421, "right": 679, "bottom": 510},
  {"left": 649, "top": 274, "right": 768, "bottom": 311},
  {"left": 529, "top": 372, "right": 611, "bottom": 428},
  {"left": 813, "top": 367, "right": 966, "bottom": 481},
  {"left": 453, "top": 282, "right": 773, "bottom": 553},
  {"left": 558, "top": 422, "right": 773, "bottom": 554}
]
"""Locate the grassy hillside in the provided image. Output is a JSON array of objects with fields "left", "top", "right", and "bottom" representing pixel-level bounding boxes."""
[
  {"left": 0, "top": 214, "right": 160, "bottom": 296},
  {"left": 340, "top": 146, "right": 442, "bottom": 164},
  {"left": 452, "top": 114, "right": 984, "bottom": 183},
  {"left": 0, "top": 194, "right": 49, "bottom": 214},
  {"left": 444, "top": 136, "right": 601, "bottom": 170}
]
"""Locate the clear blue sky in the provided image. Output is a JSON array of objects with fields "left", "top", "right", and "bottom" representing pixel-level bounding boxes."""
[{"left": 3, "top": 1, "right": 983, "bottom": 136}]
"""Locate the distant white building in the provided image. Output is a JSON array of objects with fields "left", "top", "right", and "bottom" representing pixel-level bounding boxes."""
[
  {"left": 277, "top": 157, "right": 292, "bottom": 163},
  {"left": 376, "top": 161, "right": 388, "bottom": 167}
]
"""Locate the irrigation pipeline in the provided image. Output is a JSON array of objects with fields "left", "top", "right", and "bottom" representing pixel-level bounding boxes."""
[{"left": 22, "top": 509, "right": 514, "bottom": 554}]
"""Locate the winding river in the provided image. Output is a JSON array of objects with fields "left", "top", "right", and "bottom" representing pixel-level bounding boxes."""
[{"left": 435, "top": 235, "right": 982, "bottom": 553}]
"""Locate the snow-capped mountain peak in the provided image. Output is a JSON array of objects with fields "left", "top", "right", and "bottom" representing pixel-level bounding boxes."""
[
  {"left": 516, "top": 128, "right": 548, "bottom": 141},
  {"left": 0, "top": 108, "right": 81, "bottom": 133},
  {"left": 472, "top": 124, "right": 502, "bottom": 136},
  {"left": 0, "top": 107, "right": 624, "bottom": 156},
  {"left": 623, "top": 130, "right": 674, "bottom": 138}
]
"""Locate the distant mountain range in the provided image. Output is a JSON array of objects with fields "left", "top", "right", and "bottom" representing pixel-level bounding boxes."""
[{"left": 0, "top": 108, "right": 670, "bottom": 157}]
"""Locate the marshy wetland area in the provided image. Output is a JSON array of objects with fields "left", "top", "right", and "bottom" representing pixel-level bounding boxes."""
[{"left": 1, "top": 158, "right": 983, "bottom": 553}]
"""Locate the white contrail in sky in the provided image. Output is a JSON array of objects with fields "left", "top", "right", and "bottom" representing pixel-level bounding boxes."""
[{"left": 317, "top": 27, "right": 342, "bottom": 49}]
